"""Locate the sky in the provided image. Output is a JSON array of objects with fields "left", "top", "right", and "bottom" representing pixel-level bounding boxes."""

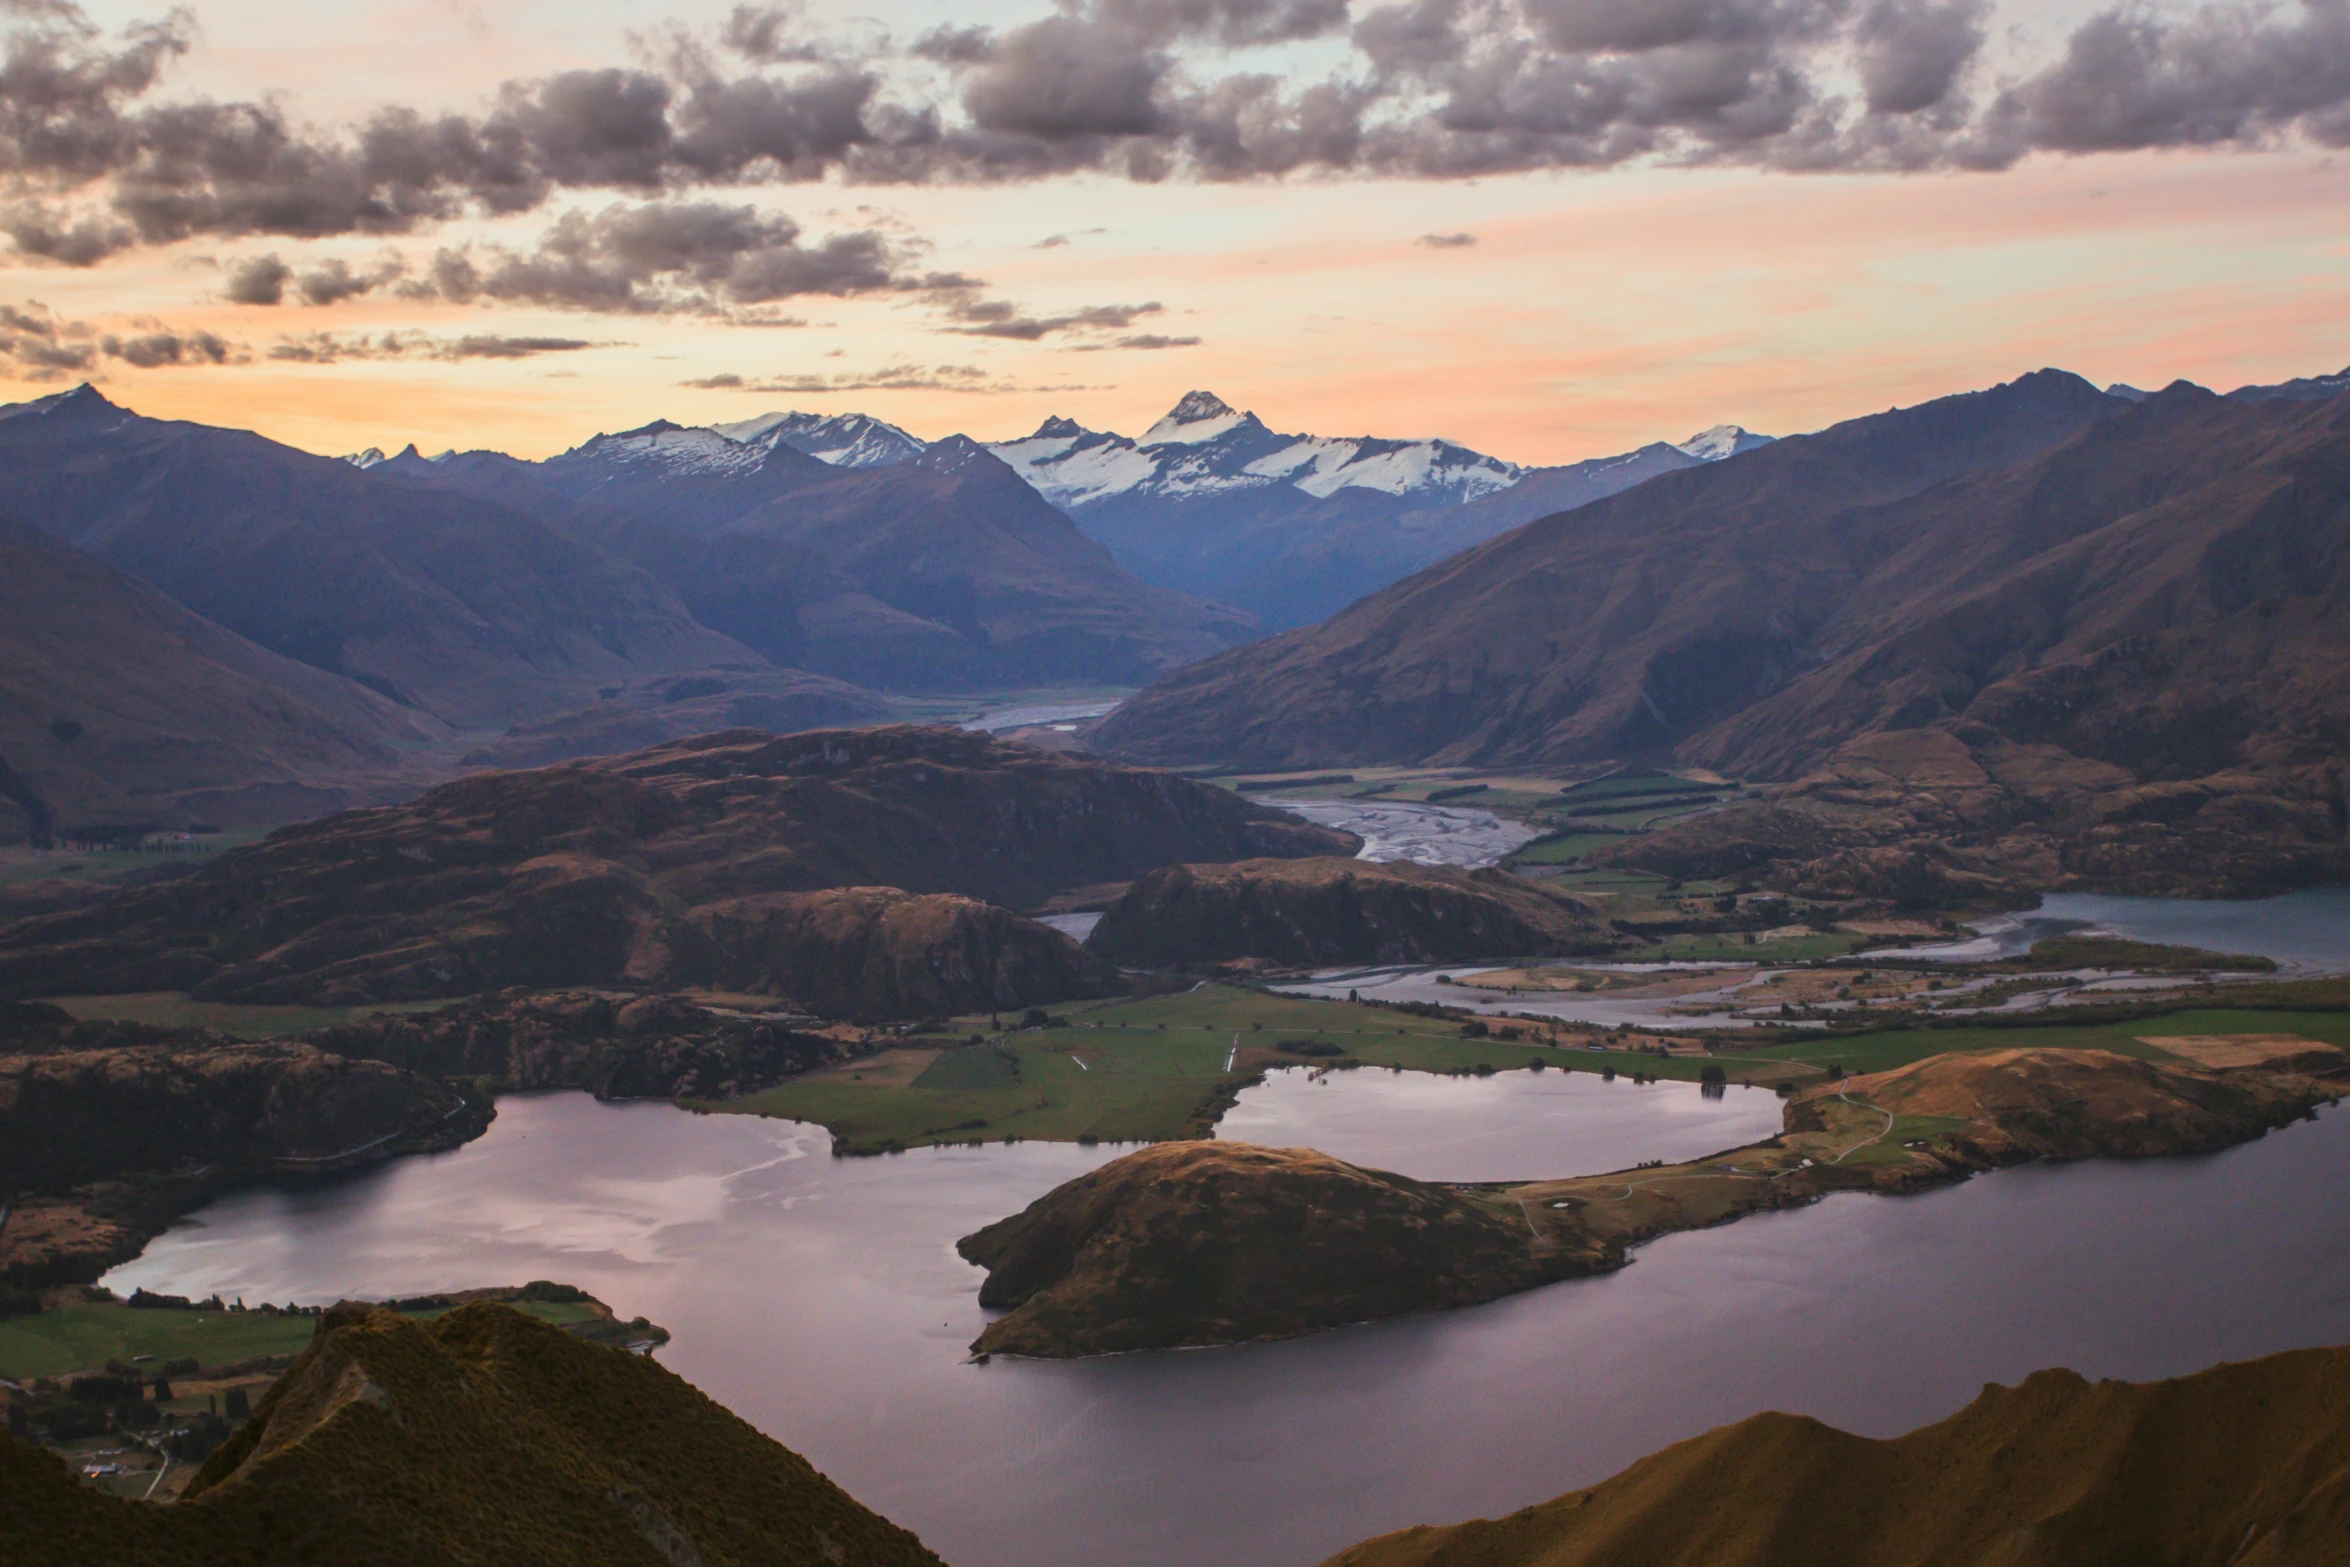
[{"left": 3, "top": 0, "right": 2348, "bottom": 462}]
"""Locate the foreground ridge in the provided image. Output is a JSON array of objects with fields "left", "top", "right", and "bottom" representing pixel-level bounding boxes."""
[
  {"left": 0, "top": 1302, "right": 945, "bottom": 1567},
  {"left": 1321, "top": 1342, "right": 2350, "bottom": 1567}
]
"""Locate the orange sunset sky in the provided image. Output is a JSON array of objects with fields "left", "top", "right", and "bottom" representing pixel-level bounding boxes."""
[{"left": 7, "top": 0, "right": 2347, "bottom": 462}]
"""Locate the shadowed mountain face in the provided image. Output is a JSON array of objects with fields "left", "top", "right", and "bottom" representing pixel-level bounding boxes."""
[
  {"left": 0, "top": 727, "right": 1353, "bottom": 1011},
  {"left": 459, "top": 665, "right": 890, "bottom": 770},
  {"left": 1087, "top": 857, "right": 1615, "bottom": 967},
  {"left": 0, "top": 389, "right": 750, "bottom": 731},
  {"left": 1098, "top": 369, "right": 2130, "bottom": 771},
  {"left": 388, "top": 429, "right": 1254, "bottom": 691},
  {"left": 1102, "top": 374, "right": 2350, "bottom": 899},
  {"left": 0, "top": 1302, "right": 947, "bottom": 1567},
  {"left": 0, "top": 529, "right": 447, "bottom": 840},
  {"left": 1322, "top": 1344, "right": 2350, "bottom": 1567}
]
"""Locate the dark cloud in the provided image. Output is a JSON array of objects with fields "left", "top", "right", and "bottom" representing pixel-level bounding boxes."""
[
  {"left": 266, "top": 329, "right": 604, "bottom": 362},
  {"left": 910, "top": 24, "right": 995, "bottom": 64},
  {"left": 933, "top": 291, "right": 1164, "bottom": 339},
  {"left": 1417, "top": 229, "right": 1475, "bottom": 245},
  {"left": 0, "top": 298, "right": 95, "bottom": 376},
  {"left": 99, "top": 325, "right": 237, "bottom": 366},
  {"left": 223, "top": 251, "right": 403, "bottom": 305},
  {"left": 1855, "top": 0, "right": 1987, "bottom": 116},
  {"left": 961, "top": 18, "right": 1168, "bottom": 139},
  {"left": 410, "top": 199, "right": 905, "bottom": 314},
  {"left": 677, "top": 361, "right": 1104, "bottom": 393},
  {"left": 1982, "top": 1, "right": 2350, "bottom": 158},
  {"left": 1071, "top": 331, "right": 1201, "bottom": 348},
  {"left": 6, "top": 0, "right": 2350, "bottom": 278}
]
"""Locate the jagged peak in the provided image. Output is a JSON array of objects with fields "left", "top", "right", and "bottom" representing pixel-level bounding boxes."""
[
  {"left": 1032, "top": 415, "right": 1087, "bottom": 440},
  {"left": 1163, "top": 390, "right": 1235, "bottom": 423}
]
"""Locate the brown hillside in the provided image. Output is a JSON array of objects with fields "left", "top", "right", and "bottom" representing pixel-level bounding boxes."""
[
  {"left": 0, "top": 1302, "right": 945, "bottom": 1567},
  {"left": 0, "top": 530, "right": 445, "bottom": 842},
  {"left": 1086, "top": 857, "right": 1613, "bottom": 967},
  {"left": 1321, "top": 1343, "right": 2350, "bottom": 1567},
  {"left": 958, "top": 1141, "right": 1573, "bottom": 1357},
  {"left": 1100, "top": 378, "right": 2350, "bottom": 900},
  {"left": 0, "top": 726, "right": 1351, "bottom": 1012}
]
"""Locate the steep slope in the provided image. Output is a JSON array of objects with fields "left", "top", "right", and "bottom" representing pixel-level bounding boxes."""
[
  {"left": 1097, "top": 368, "right": 2129, "bottom": 771},
  {"left": 0, "top": 726, "right": 1353, "bottom": 1009},
  {"left": 0, "top": 529, "right": 446, "bottom": 841},
  {"left": 0, "top": 389, "right": 750, "bottom": 730},
  {"left": 1086, "top": 857, "right": 1614, "bottom": 967},
  {"left": 460, "top": 664, "right": 890, "bottom": 769},
  {"left": 0, "top": 1301, "right": 946, "bottom": 1567},
  {"left": 721, "top": 437, "right": 1256, "bottom": 683},
  {"left": 384, "top": 431, "right": 1253, "bottom": 689},
  {"left": 1321, "top": 1344, "right": 2350, "bottom": 1567}
]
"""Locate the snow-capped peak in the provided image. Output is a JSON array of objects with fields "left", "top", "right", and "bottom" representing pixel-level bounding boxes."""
[
  {"left": 712, "top": 409, "right": 925, "bottom": 468},
  {"left": 342, "top": 447, "right": 387, "bottom": 468},
  {"left": 1142, "top": 391, "right": 1251, "bottom": 447},
  {"left": 560, "top": 420, "right": 767, "bottom": 478},
  {"left": 1674, "top": 425, "right": 1774, "bottom": 462}
]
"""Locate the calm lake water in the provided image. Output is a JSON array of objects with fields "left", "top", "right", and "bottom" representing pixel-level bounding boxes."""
[
  {"left": 1215, "top": 1065, "right": 1782, "bottom": 1182},
  {"left": 109, "top": 1088, "right": 2350, "bottom": 1567},
  {"left": 1901, "top": 887, "right": 2350, "bottom": 972}
]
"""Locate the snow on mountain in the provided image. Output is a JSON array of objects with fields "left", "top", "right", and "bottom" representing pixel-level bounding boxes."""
[
  {"left": 558, "top": 420, "right": 771, "bottom": 480},
  {"left": 342, "top": 447, "right": 386, "bottom": 468},
  {"left": 713, "top": 410, "right": 926, "bottom": 468},
  {"left": 987, "top": 392, "right": 1526, "bottom": 513},
  {"left": 1673, "top": 425, "right": 1775, "bottom": 462}
]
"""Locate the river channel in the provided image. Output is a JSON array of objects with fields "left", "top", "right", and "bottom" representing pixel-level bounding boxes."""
[{"left": 105, "top": 1070, "right": 2350, "bottom": 1567}]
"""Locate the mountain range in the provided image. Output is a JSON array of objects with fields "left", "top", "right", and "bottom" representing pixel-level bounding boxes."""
[{"left": 1097, "top": 370, "right": 2350, "bottom": 900}]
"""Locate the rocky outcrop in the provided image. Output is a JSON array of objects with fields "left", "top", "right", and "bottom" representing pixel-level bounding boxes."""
[
  {"left": 688, "top": 887, "right": 1117, "bottom": 1018},
  {"left": 0, "top": 1302, "right": 946, "bottom": 1567},
  {"left": 1322, "top": 1345, "right": 2350, "bottom": 1567},
  {"left": 0, "top": 726, "right": 1354, "bottom": 1012},
  {"left": 300, "top": 991, "right": 854, "bottom": 1100},
  {"left": 958, "top": 1141, "right": 1573, "bottom": 1357},
  {"left": 1085, "top": 857, "right": 1614, "bottom": 967},
  {"left": 0, "top": 1017, "right": 479, "bottom": 1196}
]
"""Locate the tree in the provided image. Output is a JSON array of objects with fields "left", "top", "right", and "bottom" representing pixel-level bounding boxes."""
[{"left": 224, "top": 1386, "right": 251, "bottom": 1422}]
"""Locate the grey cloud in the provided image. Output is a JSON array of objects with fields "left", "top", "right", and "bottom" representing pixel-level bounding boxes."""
[
  {"left": 1985, "top": 1, "right": 2350, "bottom": 157},
  {"left": 11, "top": 0, "right": 2350, "bottom": 270},
  {"left": 1416, "top": 229, "right": 1475, "bottom": 245},
  {"left": 100, "top": 325, "right": 237, "bottom": 366},
  {"left": 0, "top": 298, "right": 96, "bottom": 376},
  {"left": 911, "top": 24, "right": 995, "bottom": 63},
  {"left": 679, "top": 361, "right": 1104, "bottom": 392},
  {"left": 267, "top": 329, "right": 602, "bottom": 362},
  {"left": 720, "top": 5, "right": 827, "bottom": 63},
  {"left": 935, "top": 292, "right": 1164, "bottom": 338},
  {"left": 1071, "top": 331, "right": 1200, "bottom": 348},
  {"left": 406, "top": 200, "right": 906, "bottom": 315},
  {"left": 1086, "top": 0, "right": 1350, "bottom": 47},
  {"left": 222, "top": 252, "right": 289, "bottom": 303},
  {"left": 1855, "top": 0, "right": 1986, "bottom": 115},
  {"left": 962, "top": 18, "right": 1168, "bottom": 138}
]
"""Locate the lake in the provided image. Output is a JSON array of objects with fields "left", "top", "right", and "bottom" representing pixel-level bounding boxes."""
[
  {"left": 107, "top": 1086, "right": 2350, "bottom": 1567},
  {"left": 1895, "top": 887, "right": 2350, "bottom": 973}
]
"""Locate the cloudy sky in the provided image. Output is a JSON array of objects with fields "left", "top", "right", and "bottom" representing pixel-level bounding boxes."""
[{"left": 3, "top": 0, "right": 2347, "bottom": 460}]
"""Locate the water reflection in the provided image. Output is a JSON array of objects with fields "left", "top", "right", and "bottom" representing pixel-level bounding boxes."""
[
  {"left": 106, "top": 1096, "right": 2350, "bottom": 1567},
  {"left": 1215, "top": 1065, "right": 1780, "bottom": 1183}
]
